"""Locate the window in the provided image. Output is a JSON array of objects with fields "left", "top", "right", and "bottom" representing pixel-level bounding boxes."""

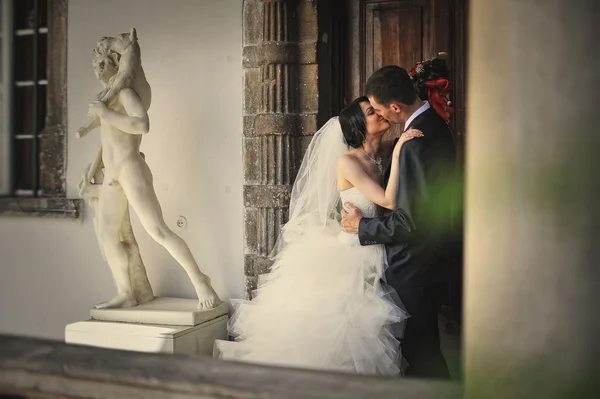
[{"left": 0, "top": 0, "right": 80, "bottom": 218}]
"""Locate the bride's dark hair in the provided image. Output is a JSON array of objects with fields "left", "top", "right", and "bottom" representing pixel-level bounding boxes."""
[{"left": 339, "top": 96, "right": 369, "bottom": 148}]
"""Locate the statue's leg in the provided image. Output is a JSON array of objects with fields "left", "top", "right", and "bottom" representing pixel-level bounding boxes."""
[
  {"left": 94, "top": 180, "right": 137, "bottom": 309},
  {"left": 119, "top": 162, "right": 220, "bottom": 310},
  {"left": 119, "top": 203, "right": 154, "bottom": 304},
  {"left": 90, "top": 197, "right": 107, "bottom": 261}
]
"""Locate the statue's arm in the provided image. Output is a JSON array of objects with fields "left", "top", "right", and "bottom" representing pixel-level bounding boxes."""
[
  {"left": 77, "top": 117, "right": 101, "bottom": 138},
  {"left": 89, "top": 146, "right": 104, "bottom": 183},
  {"left": 99, "top": 88, "right": 149, "bottom": 135},
  {"left": 79, "top": 146, "right": 103, "bottom": 198}
]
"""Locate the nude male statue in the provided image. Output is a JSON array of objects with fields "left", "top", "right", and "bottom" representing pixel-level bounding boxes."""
[{"left": 77, "top": 29, "right": 219, "bottom": 310}]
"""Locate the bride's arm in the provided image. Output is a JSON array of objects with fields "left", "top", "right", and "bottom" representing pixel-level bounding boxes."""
[{"left": 338, "top": 129, "right": 423, "bottom": 210}]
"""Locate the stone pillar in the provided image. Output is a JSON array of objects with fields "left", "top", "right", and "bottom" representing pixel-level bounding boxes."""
[
  {"left": 242, "top": 0, "right": 319, "bottom": 298},
  {"left": 465, "top": 1, "right": 598, "bottom": 397}
]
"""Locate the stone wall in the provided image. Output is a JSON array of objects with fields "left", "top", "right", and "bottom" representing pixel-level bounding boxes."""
[{"left": 242, "top": 0, "right": 320, "bottom": 297}]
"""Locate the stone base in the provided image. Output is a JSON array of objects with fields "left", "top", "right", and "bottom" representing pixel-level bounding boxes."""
[
  {"left": 90, "top": 296, "right": 228, "bottom": 326},
  {"left": 65, "top": 315, "right": 229, "bottom": 355},
  {"left": 65, "top": 297, "right": 229, "bottom": 355}
]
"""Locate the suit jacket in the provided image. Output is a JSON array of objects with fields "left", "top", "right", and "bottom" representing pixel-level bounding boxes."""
[{"left": 358, "top": 108, "right": 461, "bottom": 288}]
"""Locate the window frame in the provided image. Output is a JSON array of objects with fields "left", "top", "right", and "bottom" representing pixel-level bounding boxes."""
[{"left": 0, "top": 0, "right": 81, "bottom": 218}]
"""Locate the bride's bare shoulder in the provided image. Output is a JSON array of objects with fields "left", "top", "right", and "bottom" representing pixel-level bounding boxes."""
[
  {"left": 337, "top": 150, "right": 360, "bottom": 168},
  {"left": 337, "top": 152, "right": 359, "bottom": 191}
]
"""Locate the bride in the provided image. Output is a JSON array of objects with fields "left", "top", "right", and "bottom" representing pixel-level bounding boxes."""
[{"left": 216, "top": 97, "right": 422, "bottom": 375}]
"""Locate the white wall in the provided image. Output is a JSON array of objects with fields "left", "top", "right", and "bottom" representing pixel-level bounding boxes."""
[{"left": 0, "top": 0, "right": 244, "bottom": 340}]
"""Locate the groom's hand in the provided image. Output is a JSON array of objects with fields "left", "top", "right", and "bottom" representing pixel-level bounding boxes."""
[{"left": 341, "top": 202, "right": 362, "bottom": 233}]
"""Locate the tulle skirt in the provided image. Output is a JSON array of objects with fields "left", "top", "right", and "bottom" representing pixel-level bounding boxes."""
[{"left": 215, "top": 223, "right": 408, "bottom": 376}]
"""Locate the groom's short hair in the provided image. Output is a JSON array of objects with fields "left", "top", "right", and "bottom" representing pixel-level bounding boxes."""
[{"left": 366, "top": 65, "right": 418, "bottom": 106}]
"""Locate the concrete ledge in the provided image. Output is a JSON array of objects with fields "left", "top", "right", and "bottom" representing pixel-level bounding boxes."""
[
  {"left": 0, "top": 197, "right": 82, "bottom": 218},
  {"left": 0, "top": 334, "right": 462, "bottom": 399}
]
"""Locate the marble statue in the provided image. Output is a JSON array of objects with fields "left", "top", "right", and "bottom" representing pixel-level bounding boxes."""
[{"left": 77, "top": 28, "right": 220, "bottom": 310}]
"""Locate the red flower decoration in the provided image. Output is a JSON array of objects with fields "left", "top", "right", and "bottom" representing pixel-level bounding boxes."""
[{"left": 409, "top": 57, "right": 453, "bottom": 123}]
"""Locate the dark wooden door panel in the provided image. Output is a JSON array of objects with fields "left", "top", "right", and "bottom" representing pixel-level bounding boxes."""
[
  {"left": 362, "top": 0, "right": 451, "bottom": 91},
  {"left": 365, "top": 1, "right": 425, "bottom": 80},
  {"left": 337, "top": 0, "right": 465, "bottom": 137}
]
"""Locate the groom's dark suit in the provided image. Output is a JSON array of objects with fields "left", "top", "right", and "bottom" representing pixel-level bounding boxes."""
[{"left": 358, "top": 107, "right": 460, "bottom": 378}]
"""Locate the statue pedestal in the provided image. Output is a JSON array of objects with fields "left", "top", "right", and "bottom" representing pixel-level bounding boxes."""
[
  {"left": 90, "top": 297, "right": 228, "bottom": 326},
  {"left": 65, "top": 297, "right": 229, "bottom": 355}
]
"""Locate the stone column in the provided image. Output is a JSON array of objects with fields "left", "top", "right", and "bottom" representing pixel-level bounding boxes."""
[
  {"left": 242, "top": 0, "right": 319, "bottom": 298},
  {"left": 465, "top": 1, "right": 598, "bottom": 397}
]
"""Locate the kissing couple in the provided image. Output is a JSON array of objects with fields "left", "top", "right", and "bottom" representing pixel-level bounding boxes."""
[{"left": 217, "top": 59, "right": 458, "bottom": 379}]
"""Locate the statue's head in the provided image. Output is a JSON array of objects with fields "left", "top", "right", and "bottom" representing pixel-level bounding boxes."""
[
  {"left": 92, "top": 41, "right": 120, "bottom": 82},
  {"left": 97, "top": 28, "right": 137, "bottom": 54},
  {"left": 91, "top": 28, "right": 140, "bottom": 82}
]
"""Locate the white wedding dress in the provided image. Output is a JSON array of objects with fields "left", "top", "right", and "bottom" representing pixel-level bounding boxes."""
[{"left": 215, "top": 187, "right": 408, "bottom": 375}]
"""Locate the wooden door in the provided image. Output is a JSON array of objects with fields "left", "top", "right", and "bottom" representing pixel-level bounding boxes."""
[
  {"left": 363, "top": 0, "right": 451, "bottom": 87},
  {"left": 317, "top": 0, "right": 467, "bottom": 322},
  {"left": 335, "top": 0, "right": 466, "bottom": 139}
]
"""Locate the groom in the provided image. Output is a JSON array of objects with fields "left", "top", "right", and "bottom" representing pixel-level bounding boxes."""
[{"left": 342, "top": 65, "right": 459, "bottom": 378}]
